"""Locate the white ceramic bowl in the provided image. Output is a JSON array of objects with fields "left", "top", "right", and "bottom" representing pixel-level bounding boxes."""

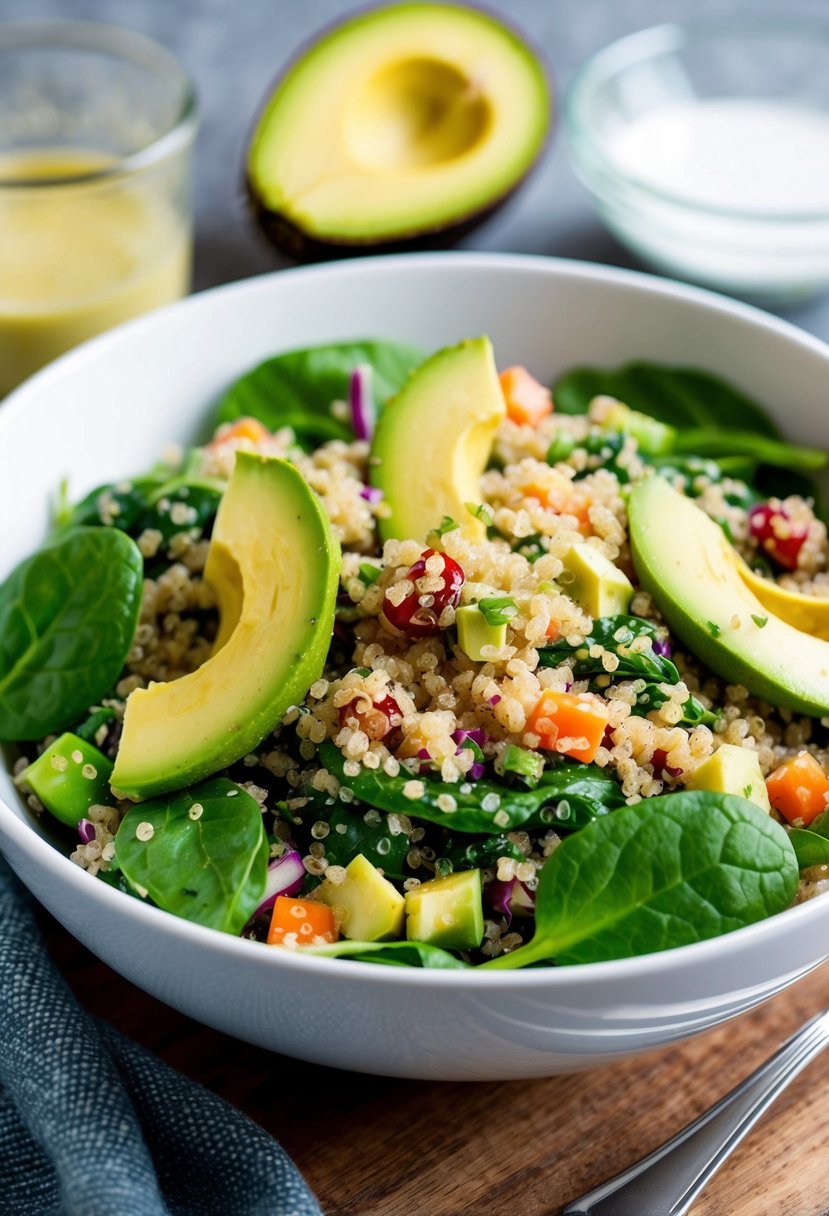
[{"left": 2, "top": 253, "right": 829, "bottom": 1081}]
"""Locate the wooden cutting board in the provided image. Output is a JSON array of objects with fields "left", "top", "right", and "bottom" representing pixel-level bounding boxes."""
[{"left": 46, "top": 909, "right": 828, "bottom": 1215}]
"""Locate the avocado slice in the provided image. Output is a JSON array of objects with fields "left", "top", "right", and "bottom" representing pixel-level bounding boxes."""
[
  {"left": 111, "top": 454, "right": 341, "bottom": 799},
  {"left": 629, "top": 475, "right": 829, "bottom": 717},
  {"left": 369, "top": 336, "right": 505, "bottom": 544},
  {"left": 246, "top": 4, "right": 551, "bottom": 260}
]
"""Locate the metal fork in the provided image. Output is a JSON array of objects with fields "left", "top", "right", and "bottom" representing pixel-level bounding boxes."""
[{"left": 563, "top": 1008, "right": 829, "bottom": 1216}]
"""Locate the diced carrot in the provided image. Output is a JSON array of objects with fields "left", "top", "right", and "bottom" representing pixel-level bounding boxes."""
[
  {"left": 766, "top": 751, "right": 829, "bottom": 826},
  {"left": 528, "top": 690, "right": 609, "bottom": 763},
  {"left": 545, "top": 619, "right": 560, "bottom": 641},
  {"left": 208, "top": 416, "right": 270, "bottom": 450},
  {"left": 500, "top": 366, "right": 554, "bottom": 427},
  {"left": 520, "top": 474, "right": 592, "bottom": 534},
  {"left": 267, "top": 896, "right": 339, "bottom": 946}
]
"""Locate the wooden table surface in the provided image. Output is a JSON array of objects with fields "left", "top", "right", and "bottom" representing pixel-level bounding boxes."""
[{"left": 44, "top": 908, "right": 829, "bottom": 1216}]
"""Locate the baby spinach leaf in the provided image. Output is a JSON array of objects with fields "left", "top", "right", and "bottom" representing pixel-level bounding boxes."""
[
  {"left": 136, "top": 483, "right": 222, "bottom": 545},
  {"left": 441, "top": 833, "right": 526, "bottom": 870},
  {"left": 319, "top": 741, "right": 624, "bottom": 835},
  {"left": 0, "top": 527, "right": 143, "bottom": 741},
  {"left": 628, "top": 683, "right": 720, "bottom": 728},
  {"left": 553, "top": 362, "right": 779, "bottom": 436},
  {"left": 291, "top": 789, "right": 411, "bottom": 879},
  {"left": 114, "top": 780, "right": 268, "bottom": 935},
  {"left": 539, "top": 615, "right": 678, "bottom": 684},
  {"left": 216, "top": 339, "right": 425, "bottom": 449},
  {"left": 59, "top": 480, "right": 157, "bottom": 533},
  {"left": 788, "top": 827, "right": 829, "bottom": 869},
  {"left": 672, "top": 427, "right": 826, "bottom": 472},
  {"left": 308, "top": 939, "right": 467, "bottom": 969},
  {"left": 484, "top": 792, "right": 798, "bottom": 969}
]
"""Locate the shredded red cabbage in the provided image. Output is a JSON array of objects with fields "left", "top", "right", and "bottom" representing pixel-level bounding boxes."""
[
  {"left": 78, "top": 819, "right": 96, "bottom": 845},
  {"left": 349, "top": 364, "right": 375, "bottom": 441},
  {"left": 486, "top": 878, "right": 536, "bottom": 925},
  {"left": 252, "top": 849, "right": 305, "bottom": 918},
  {"left": 360, "top": 484, "right": 383, "bottom": 503}
]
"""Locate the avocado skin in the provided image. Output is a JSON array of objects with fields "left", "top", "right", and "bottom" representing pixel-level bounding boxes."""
[
  {"left": 629, "top": 476, "right": 829, "bottom": 718},
  {"left": 247, "top": 176, "right": 533, "bottom": 265}
]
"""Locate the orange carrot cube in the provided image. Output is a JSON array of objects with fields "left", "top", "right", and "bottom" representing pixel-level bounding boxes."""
[
  {"left": 528, "top": 690, "right": 609, "bottom": 763},
  {"left": 500, "top": 366, "right": 554, "bottom": 427},
  {"left": 766, "top": 752, "right": 829, "bottom": 826},
  {"left": 267, "top": 896, "right": 339, "bottom": 946}
]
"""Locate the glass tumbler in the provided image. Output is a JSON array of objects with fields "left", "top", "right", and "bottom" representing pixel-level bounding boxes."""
[{"left": 0, "top": 19, "right": 198, "bottom": 396}]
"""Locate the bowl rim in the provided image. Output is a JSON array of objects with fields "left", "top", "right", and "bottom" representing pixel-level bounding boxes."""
[
  {"left": 3, "top": 248, "right": 829, "bottom": 989},
  {"left": 565, "top": 13, "right": 829, "bottom": 223}
]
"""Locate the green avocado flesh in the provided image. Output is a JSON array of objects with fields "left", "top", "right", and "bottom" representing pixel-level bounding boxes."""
[
  {"left": 246, "top": 3, "right": 550, "bottom": 251},
  {"left": 369, "top": 335, "right": 505, "bottom": 544},
  {"left": 111, "top": 454, "right": 341, "bottom": 800},
  {"left": 629, "top": 475, "right": 829, "bottom": 717}
]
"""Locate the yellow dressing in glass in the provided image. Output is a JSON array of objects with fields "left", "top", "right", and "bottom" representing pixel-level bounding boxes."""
[{"left": 0, "top": 150, "right": 190, "bottom": 395}]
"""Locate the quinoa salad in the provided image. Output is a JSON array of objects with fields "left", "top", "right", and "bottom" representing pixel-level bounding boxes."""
[{"left": 3, "top": 336, "right": 829, "bottom": 970}]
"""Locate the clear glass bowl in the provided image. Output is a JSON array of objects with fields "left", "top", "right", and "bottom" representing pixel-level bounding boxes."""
[
  {"left": 0, "top": 19, "right": 198, "bottom": 395},
  {"left": 565, "top": 16, "right": 829, "bottom": 304}
]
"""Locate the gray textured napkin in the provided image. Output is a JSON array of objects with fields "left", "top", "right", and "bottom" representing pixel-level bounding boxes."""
[{"left": 0, "top": 855, "right": 322, "bottom": 1216}]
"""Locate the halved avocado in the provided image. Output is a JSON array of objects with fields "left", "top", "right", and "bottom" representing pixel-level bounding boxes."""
[
  {"left": 246, "top": 3, "right": 551, "bottom": 260},
  {"left": 369, "top": 335, "right": 505, "bottom": 544},
  {"left": 628, "top": 475, "right": 829, "bottom": 717},
  {"left": 111, "top": 454, "right": 341, "bottom": 800}
]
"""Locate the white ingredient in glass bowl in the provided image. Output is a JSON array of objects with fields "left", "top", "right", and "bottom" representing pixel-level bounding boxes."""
[{"left": 609, "top": 98, "right": 829, "bottom": 212}]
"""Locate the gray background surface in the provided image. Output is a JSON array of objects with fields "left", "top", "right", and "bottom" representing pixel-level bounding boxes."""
[{"left": 4, "top": 0, "right": 829, "bottom": 339}]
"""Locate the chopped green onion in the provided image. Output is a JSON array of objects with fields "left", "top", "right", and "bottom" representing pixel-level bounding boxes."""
[
  {"left": 502, "top": 744, "right": 544, "bottom": 785},
  {"left": 358, "top": 562, "right": 383, "bottom": 586},
  {"left": 751, "top": 614, "right": 768, "bottom": 629},
  {"left": 546, "top": 431, "right": 576, "bottom": 464},
  {"left": 477, "top": 596, "right": 519, "bottom": 627},
  {"left": 465, "top": 501, "right": 494, "bottom": 525}
]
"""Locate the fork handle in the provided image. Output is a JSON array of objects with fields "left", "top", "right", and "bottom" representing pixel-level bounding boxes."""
[{"left": 563, "top": 1009, "right": 829, "bottom": 1216}]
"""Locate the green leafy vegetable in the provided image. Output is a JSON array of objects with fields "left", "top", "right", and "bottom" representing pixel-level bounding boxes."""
[
  {"left": 539, "top": 615, "right": 677, "bottom": 683},
  {"left": 0, "top": 527, "right": 143, "bottom": 741},
  {"left": 320, "top": 741, "right": 624, "bottom": 835},
  {"left": 136, "top": 483, "right": 222, "bottom": 545},
  {"left": 114, "top": 780, "right": 268, "bottom": 935},
  {"left": 484, "top": 792, "right": 798, "bottom": 968},
  {"left": 308, "top": 939, "right": 467, "bottom": 968},
  {"left": 442, "top": 833, "right": 526, "bottom": 870},
  {"left": 292, "top": 790, "right": 411, "bottom": 879},
  {"left": 553, "top": 362, "right": 779, "bottom": 436},
  {"left": 788, "top": 828, "right": 829, "bottom": 869},
  {"left": 553, "top": 361, "right": 826, "bottom": 509},
  {"left": 74, "top": 706, "right": 118, "bottom": 743},
  {"left": 629, "top": 683, "right": 719, "bottom": 728},
  {"left": 216, "top": 339, "right": 425, "bottom": 449},
  {"left": 671, "top": 427, "right": 825, "bottom": 472}
]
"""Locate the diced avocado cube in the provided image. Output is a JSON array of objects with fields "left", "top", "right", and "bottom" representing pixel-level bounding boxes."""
[
  {"left": 456, "top": 604, "right": 507, "bottom": 661},
  {"left": 599, "top": 402, "right": 676, "bottom": 456},
  {"left": 560, "top": 543, "right": 633, "bottom": 617},
  {"left": 317, "top": 853, "right": 405, "bottom": 941},
  {"left": 405, "top": 869, "right": 484, "bottom": 950},
  {"left": 15, "top": 732, "right": 113, "bottom": 827},
  {"left": 687, "top": 743, "right": 771, "bottom": 813}
]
